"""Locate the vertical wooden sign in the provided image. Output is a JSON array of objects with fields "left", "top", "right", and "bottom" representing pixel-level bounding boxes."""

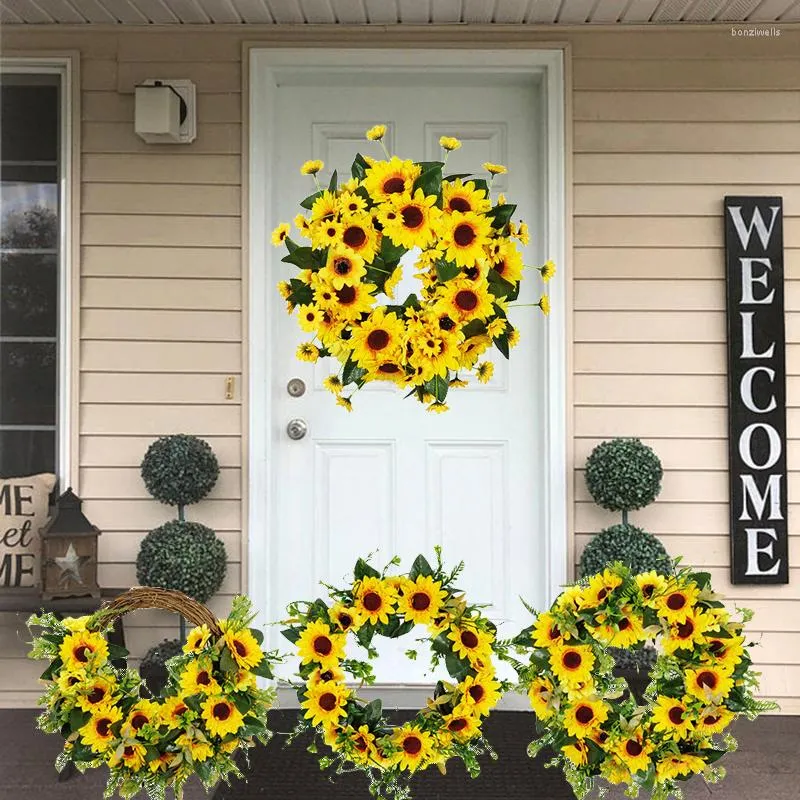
[{"left": 724, "top": 196, "right": 788, "bottom": 584}]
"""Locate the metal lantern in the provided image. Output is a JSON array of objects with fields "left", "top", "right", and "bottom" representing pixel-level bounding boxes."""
[{"left": 40, "top": 488, "right": 101, "bottom": 601}]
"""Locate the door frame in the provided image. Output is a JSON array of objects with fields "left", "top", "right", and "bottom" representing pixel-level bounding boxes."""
[{"left": 246, "top": 46, "right": 569, "bottom": 667}]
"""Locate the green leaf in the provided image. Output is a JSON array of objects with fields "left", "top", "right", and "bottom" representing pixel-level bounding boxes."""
[
  {"left": 445, "top": 652, "right": 470, "bottom": 681},
  {"left": 288, "top": 278, "right": 313, "bottom": 306},
  {"left": 409, "top": 554, "right": 434, "bottom": 580},
  {"left": 494, "top": 332, "right": 510, "bottom": 360},
  {"left": 281, "top": 627, "right": 301, "bottom": 644},
  {"left": 487, "top": 271, "right": 517, "bottom": 299},
  {"left": 364, "top": 699, "right": 383, "bottom": 724},
  {"left": 249, "top": 627, "right": 265, "bottom": 645},
  {"left": 351, "top": 153, "right": 370, "bottom": 181},
  {"left": 401, "top": 293, "right": 420, "bottom": 309},
  {"left": 424, "top": 374, "right": 448, "bottom": 403},
  {"left": 328, "top": 169, "right": 338, "bottom": 192},
  {"left": 470, "top": 178, "right": 489, "bottom": 195},
  {"left": 69, "top": 707, "right": 90, "bottom": 732},
  {"left": 232, "top": 693, "right": 252, "bottom": 715},
  {"left": 300, "top": 190, "right": 324, "bottom": 211},
  {"left": 357, "top": 625, "right": 376, "bottom": 650},
  {"left": 431, "top": 633, "right": 451, "bottom": 657},
  {"left": 443, "top": 173, "right": 473, "bottom": 182},
  {"left": 196, "top": 758, "right": 214, "bottom": 784},
  {"left": 69, "top": 742, "right": 95, "bottom": 763},
  {"left": 395, "top": 620, "right": 415, "bottom": 638},
  {"left": 380, "top": 235, "right": 406, "bottom": 267},
  {"left": 460, "top": 319, "right": 487, "bottom": 339},
  {"left": 436, "top": 259, "right": 460, "bottom": 282},
  {"left": 183, "top": 694, "right": 202, "bottom": 713},
  {"left": 252, "top": 659, "right": 273, "bottom": 679},
  {"left": 354, "top": 557, "right": 381, "bottom": 582},
  {"left": 40, "top": 658, "right": 62, "bottom": 682},
  {"left": 488, "top": 203, "right": 516, "bottom": 230},
  {"left": 281, "top": 247, "right": 315, "bottom": 269},
  {"left": 219, "top": 647, "right": 238, "bottom": 674},
  {"left": 342, "top": 357, "right": 368, "bottom": 387},
  {"left": 413, "top": 165, "right": 443, "bottom": 199},
  {"left": 108, "top": 643, "right": 129, "bottom": 662},
  {"left": 284, "top": 236, "right": 299, "bottom": 254}
]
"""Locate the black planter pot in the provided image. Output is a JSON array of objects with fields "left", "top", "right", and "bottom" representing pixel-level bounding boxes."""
[
  {"left": 614, "top": 666, "right": 650, "bottom": 704},
  {"left": 139, "top": 661, "right": 169, "bottom": 698}
]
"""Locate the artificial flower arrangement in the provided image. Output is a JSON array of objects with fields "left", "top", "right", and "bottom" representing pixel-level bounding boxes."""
[
  {"left": 27, "top": 588, "right": 279, "bottom": 800},
  {"left": 271, "top": 124, "right": 555, "bottom": 413},
  {"left": 280, "top": 548, "right": 512, "bottom": 799},
  {"left": 506, "top": 561, "right": 777, "bottom": 800}
]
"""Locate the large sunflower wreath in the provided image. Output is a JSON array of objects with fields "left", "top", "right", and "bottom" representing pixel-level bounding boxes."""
[
  {"left": 507, "top": 562, "right": 777, "bottom": 800},
  {"left": 281, "top": 549, "right": 511, "bottom": 799},
  {"left": 27, "top": 593, "right": 279, "bottom": 800},
  {"left": 271, "top": 124, "right": 555, "bottom": 413}
]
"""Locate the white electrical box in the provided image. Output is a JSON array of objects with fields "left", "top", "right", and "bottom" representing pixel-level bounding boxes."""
[{"left": 134, "top": 80, "right": 196, "bottom": 144}]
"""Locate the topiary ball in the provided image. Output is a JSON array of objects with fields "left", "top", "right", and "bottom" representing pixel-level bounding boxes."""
[
  {"left": 578, "top": 523, "right": 673, "bottom": 579},
  {"left": 141, "top": 638, "right": 183, "bottom": 670},
  {"left": 141, "top": 434, "right": 220, "bottom": 507},
  {"left": 136, "top": 520, "right": 226, "bottom": 603},
  {"left": 585, "top": 437, "right": 663, "bottom": 512}
]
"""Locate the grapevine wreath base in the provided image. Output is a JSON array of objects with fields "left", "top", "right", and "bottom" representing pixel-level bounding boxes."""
[
  {"left": 510, "top": 562, "right": 777, "bottom": 800},
  {"left": 281, "top": 550, "right": 512, "bottom": 800},
  {"left": 28, "top": 588, "right": 279, "bottom": 800}
]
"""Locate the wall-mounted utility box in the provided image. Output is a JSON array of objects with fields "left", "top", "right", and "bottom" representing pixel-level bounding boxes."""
[{"left": 134, "top": 79, "right": 196, "bottom": 144}]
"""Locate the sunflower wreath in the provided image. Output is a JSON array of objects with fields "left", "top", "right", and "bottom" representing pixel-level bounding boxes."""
[
  {"left": 281, "top": 549, "right": 511, "bottom": 799},
  {"left": 27, "top": 588, "right": 280, "bottom": 800},
  {"left": 506, "top": 562, "right": 778, "bottom": 800},
  {"left": 271, "top": 124, "right": 555, "bottom": 413}
]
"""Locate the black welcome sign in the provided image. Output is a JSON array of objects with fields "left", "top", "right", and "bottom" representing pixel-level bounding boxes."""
[{"left": 724, "top": 196, "right": 788, "bottom": 584}]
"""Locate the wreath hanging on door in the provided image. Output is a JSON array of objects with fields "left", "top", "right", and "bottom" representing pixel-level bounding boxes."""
[
  {"left": 271, "top": 125, "right": 555, "bottom": 413},
  {"left": 506, "top": 562, "right": 777, "bottom": 800},
  {"left": 280, "top": 549, "right": 511, "bottom": 799}
]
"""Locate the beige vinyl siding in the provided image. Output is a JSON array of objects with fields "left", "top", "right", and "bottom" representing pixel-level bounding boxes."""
[{"left": 2, "top": 24, "right": 800, "bottom": 711}]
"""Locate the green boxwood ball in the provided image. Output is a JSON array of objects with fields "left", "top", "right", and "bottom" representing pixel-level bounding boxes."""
[
  {"left": 136, "top": 520, "right": 226, "bottom": 603},
  {"left": 141, "top": 434, "right": 219, "bottom": 507},
  {"left": 585, "top": 437, "right": 663, "bottom": 512},
  {"left": 141, "top": 637, "right": 183, "bottom": 670},
  {"left": 579, "top": 523, "right": 673, "bottom": 579}
]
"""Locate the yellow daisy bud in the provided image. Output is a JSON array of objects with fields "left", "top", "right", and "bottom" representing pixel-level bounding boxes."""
[
  {"left": 301, "top": 159, "right": 324, "bottom": 175},
  {"left": 540, "top": 260, "right": 556, "bottom": 282},
  {"left": 476, "top": 361, "right": 494, "bottom": 384},
  {"left": 539, "top": 294, "right": 550, "bottom": 317},
  {"left": 366, "top": 124, "right": 387, "bottom": 141},
  {"left": 337, "top": 395, "right": 353, "bottom": 412},
  {"left": 427, "top": 402, "right": 449, "bottom": 414},
  {"left": 483, "top": 162, "right": 507, "bottom": 175},
  {"left": 323, "top": 375, "right": 343, "bottom": 395},
  {"left": 439, "top": 136, "right": 462, "bottom": 152},
  {"left": 296, "top": 342, "right": 320, "bottom": 363}
]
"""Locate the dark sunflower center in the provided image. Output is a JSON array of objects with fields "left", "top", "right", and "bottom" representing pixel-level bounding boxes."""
[
  {"left": 455, "top": 290, "right": 478, "bottom": 311},
  {"left": 453, "top": 223, "right": 476, "bottom": 247},
  {"left": 348, "top": 202, "right": 359, "bottom": 212},
  {"left": 468, "top": 685, "right": 485, "bottom": 703},
  {"left": 401, "top": 206, "right": 424, "bottom": 229},
  {"left": 67, "top": 676, "right": 79, "bottom": 686},
  {"left": 305, "top": 311, "right": 316, "bottom": 322},
  {"left": 318, "top": 693, "right": 337, "bottom": 712},
  {"left": 704, "top": 715, "right": 720, "bottom": 725},
  {"left": 449, "top": 197, "right": 471, "bottom": 213},
  {"left": 402, "top": 735, "right": 422, "bottom": 755},
  {"left": 438, "top": 316, "right": 456, "bottom": 331},
  {"left": 625, "top": 740, "right": 643, "bottom": 757},
  {"left": 667, "top": 593, "right": 686, "bottom": 610},
  {"left": 366, "top": 330, "right": 390, "bottom": 351},
  {"left": 668, "top": 706, "right": 684, "bottom": 725},
  {"left": 335, "top": 285, "right": 356, "bottom": 304},
  {"left": 411, "top": 592, "right": 431, "bottom": 611},
  {"left": 334, "top": 258, "right": 352, "bottom": 275},
  {"left": 563, "top": 651, "right": 582, "bottom": 670},
  {"left": 549, "top": 625, "right": 561, "bottom": 640},
  {"left": 575, "top": 705, "right": 594, "bottom": 725},
  {"left": 87, "top": 687, "right": 106, "bottom": 704},
  {"left": 362, "top": 591, "right": 383, "bottom": 612},
  {"left": 326, "top": 227, "right": 337, "bottom": 237},
  {"left": 642, "top": 584, "right": 655, "bottom": 598},
  {"left": 378, "top": 363, "right": 400, "bottom": 374},
  {"left": 213, "top": 702, "right": 231, "bottom": 721},
  {"left": 460, "top": 630, "right": 479, "bottom": 649},
  {"left": 73, "top": 645, "right": 92, "bottom": 663},
  {"left": 495, "top": 259, "right": 507, "bottom": 274},
  {"left": 697, "top": 670, "right": 718, "bottom": 689},
  {"left": 618, "top": 618, "right": 631, "bottom": 631},
  {"left": 314, "top": 636, "right": 333, "bottom": 656},
  {"left": 597, "top": 588, "right": 608, "bottom": 601},
  {"left": 96, "top": 718, "right": 111, "bottom": 737},
  {"left": 175, "top": 704, "right": 187, "bottom": 717},
  {"left": 354, "top": 735, "right": 368, "bottom": 751},
  {"left": 709, "top": 640, "right": 724, "bottom": 654},
  {"left": 596, "top": 731, "right": 608, "bottom": 744},
  {"left": 320, "top": 670, "right": 334, "bottom": 681},
  {"left": 676, "top": 620, "right": 695, "bottom": 638},
  {"left": 343, "top": 226, "right": 367, "bottom": 248},
  {"left": 383, "top": 177, "right": 405, "bottom": 194},
  {"left": 463, "top": 266, "right": 480, "bottom": 280},
  {"left": 131, "top": 713, "right": 148, "bottom": 731},
  {"left": 124, "top": 746, "right": 135, "bottom": 757},
  {"left": 338, "top": 613, "right": 353, "bottom": 629},
  {"left": 234, "top": 640, "right": 248, "bottom": 657}
]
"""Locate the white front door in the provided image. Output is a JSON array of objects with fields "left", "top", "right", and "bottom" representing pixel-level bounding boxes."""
[{"left": 257, "top": 62, "right": 555, "bottom": 688}]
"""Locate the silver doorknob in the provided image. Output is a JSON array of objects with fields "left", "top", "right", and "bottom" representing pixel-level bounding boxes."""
[
  {"left": 287, "top": 378, "right": 306, "bottom": 397},
  {"left": 286, "top": 418, "right": 308, "bottom": 440}
]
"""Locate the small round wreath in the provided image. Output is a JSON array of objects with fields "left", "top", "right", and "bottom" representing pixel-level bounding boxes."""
[
  {"left": 281, "top": 550, "right": 510, "bottom": 799},
  {"left": 28, "top": 589, "right": 279, "bottom": 800},
  {"left": 509, "top": 562, "right": 776, "bottom": 800},
  {"left": 271, "top": 125, "right": 555, "bottom": 413}
]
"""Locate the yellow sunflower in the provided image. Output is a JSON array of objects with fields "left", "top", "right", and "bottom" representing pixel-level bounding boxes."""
[
  {"left": 366, "top": 359, "right": 408, "bottom": 385},
  {"left": 476, "top": 361, "right": 494, "bottom": 384},
  {"left": 179, "top": 658, "right": 220, "bottom": 696},
  {"left": 528, "top": 676, "right": 556, "bottom": 720},
  {"left": 310, "top": 190, "right": 339, "bottom": 222},
  {"left": 702, "top": 634, "right": 745, "bottom": 669},
  {"left": 592, "top": 606, "right": 645, "bottom": 648},
  {"left": 148, "top": 752, "right": 174, "bottom": 774},
  {"left": 201, "top": 695, "right": 244, "bottom": 738},
  {"left": 366, "top": 123, "right": 387, "bottom": 141},
  {"left": 354, "top": 576, "right": 398, "bottom": 626},
  {"left": 297, "top": 620, "right": 346, "bottom": 670},
  {"left": 562, "top": 739, "right": 589, "bottom": 766},
  {"left": 184, "top": 624, "right": 212, "bottom": 654},
  {"left": 339, "top": 213, "right": 380, "bottom": 262},
  {"left": 320, "top": 245, "right": 367, "bottom": 289},
  {"left": 294, "top": 214, "right": 312, "bottom": 239},
  {"left": 408, "top": 329, "right": 463, "bottom": 382},
  {"left": 439, "top": 135, "right": 462, "bottom": 152},
  {"left": 392, "top": 725, "right": 434, "bottom": 772},
  {"left": 531, "top": 612, "right": 572, "bottom": 649},
  {"left": 656, "top": 582, "right": 700, "bottom": 624},
  {"left": 439, "top": 211, "right": 493, "bottom": 268},
  {"left": 297, "top": 342, "right": 320, "bottom": 363},
  {"left": 224, "top": 626, "right": 264, "bottom": 670},
  {"left": 271, "top": 223, "right": 290, "bottom": 247},
  {"left": 563, "top": 699, "right": 610, "bottom": 739},
  {"left": 397, "top": 576, "right": 447, "bottom": 627},
  {"left": 380, "top": 189, "right": 440, "bottom": 250},
  {"left": 322, "top": 375, "right": 344, "bottom": 395},
  {"left": 339, "top": 190, "right": 368, "bottom": 217},
  {"left": 308, "top": 664, "right": 346, "bottom": 686},
  {"left": 448, "top": 623, "right": 494, "bottom": 665},
  {"left": 685, "top": 665, "right": 734, "bottom": 703},
  {"left": 176, "top": 732, "right": 214, "bottom": 762},
  {"left": 75, "top": 675, "right": 117, "bottom": 712},
  {"left": 230, "top": 669, "right": 257, "bottom": 692},
  {"left": 350, "top": 309, "right": 406, "bottom": 369},
  {"left": 342, "top": 724, "right": 377, "bottom": 764},
  {"left": 488, "top": 239, "right": 524, "bottom": 284},
  {"left": 635, "top": 571, "right": 668, "bottom": 607},
  {"left": 301, "top": 680, "right": 351, "bottom": 727},
  {"left": 458, "top": 334, "right": 492, "bottom": 369},
  {"left": 540, "top": 259, "right": 556, "bottom": 281},
  {"left": 580, "top": 569, "right": 623, "bottom": 610},
  {"left": 663, "top": 608, "right": 714, "bottom": 655},
  {"left": 441, "top": 710, "right": 480, "bottom": 741},
  {"left": 108, "top": 741, "right": 147, "bottom": 772},
  {"left": 600, "top": 756, "right": 631, "bottom": 785},
  {"left": 614, "top": 730, "right": 654, "bottom": 774},
  {"left": 695, "top": 705, "right": 735, "bottom": 735},
  {"left": 437, "top": 278, "right": 494, "bottom": 323},
  {"left": 160, "top": 696, "right": 190, "bottom": 729},
  {"left": 79, "top": 705, "right": 123, "bottom": 753},
  {"left": 442, "top": 179, "right": 490, "bottom": 215},
  {"left": 310, "top": 218, "right": 343, "bottom": 249},
  {"left": 550, "top": 644, "right": 595, "bottom": 688},
  {"left": 651, "top": 696, "right": 694, "bottom": 739},
  {"left": 328, "top": 602, "right": 363, "bottom": 633},
  {"left": 330, "top": 281, "right": 378, "bottom": 322},
  {"left": 59, "top": 630, "right": 109, "bottom": 673},
  {"left": 483, "top": 162, "right": 507, "bottom": 175},
  {"left": 539, "top": 294, "right": 550, "bottom": 316},
  {"left": 362, "top": 156, "right": 421, "bottom": 204},
  {"left": 457, "top": 673, "right": 502, "bottom": 717},
  {"left": 383, "top": 266, "right": 402, "bottom": 299},
  {"left": 300, "top": 159, "right": 324, "bottom": 175},
  {"left": 296, "top": 304, "right": 324, "bottom": 333},
  {"left": 655, "top": 753, "right": 706, "bottom": 782},
  {"left": 56, "top": 670, "right": 85, "bottom": 695}
]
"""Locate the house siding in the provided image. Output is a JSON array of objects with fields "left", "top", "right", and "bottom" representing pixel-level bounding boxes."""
[{"left": 2, "top": 24, "right": 799, "bottom": 711}]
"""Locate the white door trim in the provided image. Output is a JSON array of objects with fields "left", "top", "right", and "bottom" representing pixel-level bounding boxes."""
[{"left": 247, "top": 47, "right": 568, "bottom": 643}]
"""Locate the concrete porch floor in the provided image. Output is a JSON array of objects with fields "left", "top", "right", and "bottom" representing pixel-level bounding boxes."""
[{"left": 0, "top": 709, "right": 797, "bottom": 800}]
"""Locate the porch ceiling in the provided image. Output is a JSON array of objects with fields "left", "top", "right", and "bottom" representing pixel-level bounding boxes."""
[{"left": 2, "top": 0, "right": 800, "bottom": 26}]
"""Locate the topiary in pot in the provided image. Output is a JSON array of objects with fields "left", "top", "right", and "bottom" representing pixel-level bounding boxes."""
[
  {"left": 579, "top": 523, "right": 673, "bottom": 579},
  {"left": 139, "top": 637, "right": 182, "bottom": 697},
  {"left": 585, "top": 437, "right": 662, "bottom": 519},
  {"left": 136, "top": 520, "right": 226, "bottom": 604},
  {"left": 141, "top": 434, "right": 220, "bottom": 508}
]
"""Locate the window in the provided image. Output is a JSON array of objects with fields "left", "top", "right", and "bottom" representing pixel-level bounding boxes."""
[{"left": 0, "top": 69, "right": 66, "bottom": 479}]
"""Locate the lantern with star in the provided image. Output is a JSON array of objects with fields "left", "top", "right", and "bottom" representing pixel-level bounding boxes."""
[{"left": 40, "top": 488, "right": 101, "bottom": 601}]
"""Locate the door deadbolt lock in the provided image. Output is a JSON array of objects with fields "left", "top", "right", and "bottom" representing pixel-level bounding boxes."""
[
  {"left": 287, "top": 378, "right": 306, "bottom": 397},
  {"left": 286, "top": 418, "right": 308, "bottom": 440}
]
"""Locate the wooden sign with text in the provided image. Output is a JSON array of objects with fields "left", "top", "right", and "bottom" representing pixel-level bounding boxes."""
[{"left": 724, "top": 196, "right": 788, "bottom": 584}]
